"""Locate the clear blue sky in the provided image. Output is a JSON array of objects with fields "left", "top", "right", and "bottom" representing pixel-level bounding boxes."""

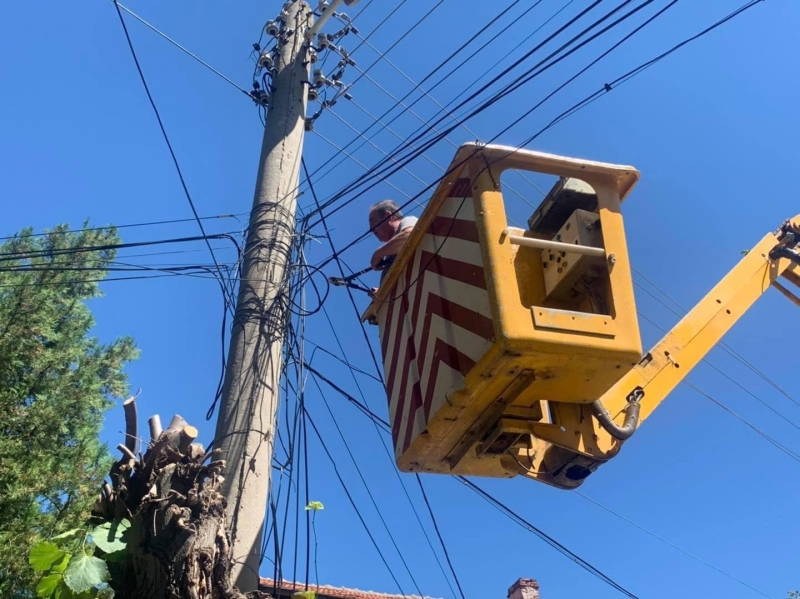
[{"left": 2, "top": 1, "right": 799, "bottom": 598}]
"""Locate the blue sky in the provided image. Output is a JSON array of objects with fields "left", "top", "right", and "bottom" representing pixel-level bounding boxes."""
[{"left": 2, "top": 1, "right": 800, "bottom": 598}]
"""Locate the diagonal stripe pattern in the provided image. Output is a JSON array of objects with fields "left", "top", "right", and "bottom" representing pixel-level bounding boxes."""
[{"left": 377, "top": 177, "right": 495, "bottom": 458}]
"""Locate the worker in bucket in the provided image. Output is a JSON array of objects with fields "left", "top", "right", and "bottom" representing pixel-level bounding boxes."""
[{"left": 368, "top": 199, "right": 418, "bottom": 295}]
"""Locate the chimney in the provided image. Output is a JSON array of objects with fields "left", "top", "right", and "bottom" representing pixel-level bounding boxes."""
[{"left": 507, "top": 578, "right": 540, "bottom": 599}]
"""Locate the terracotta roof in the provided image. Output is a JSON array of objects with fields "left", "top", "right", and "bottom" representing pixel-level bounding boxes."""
[{"left": 259, "top": 578, "right": 442, "bottom": 599}]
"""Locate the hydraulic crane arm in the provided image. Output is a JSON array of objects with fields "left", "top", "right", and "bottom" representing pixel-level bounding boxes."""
[
  {"left": 598, "top": 216, "right": 800, "bottom": 432},
  {"left": 504, "top": 216, "right": 800, "bottom": 488}
]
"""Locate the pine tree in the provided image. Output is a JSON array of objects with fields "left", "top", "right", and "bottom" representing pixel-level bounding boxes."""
[{"left": 0, "top": 223, "right": 138, "bottom": 597}]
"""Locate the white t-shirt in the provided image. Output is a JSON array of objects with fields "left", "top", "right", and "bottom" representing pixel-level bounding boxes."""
[
  {"left": 380, "top": 215, "right": 419, "bottom": 282},
  {"left": 395, "top": 215, "right": 418, "bottom": 236}
]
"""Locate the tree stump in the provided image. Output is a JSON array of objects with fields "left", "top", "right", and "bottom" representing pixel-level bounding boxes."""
[{"left": 93, "top": 400, "right": 269, "bottom": 599}]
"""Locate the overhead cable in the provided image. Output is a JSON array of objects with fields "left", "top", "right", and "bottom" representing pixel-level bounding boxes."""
[{"left": 112, "top": 0, "right": 235, "bottom": 308}]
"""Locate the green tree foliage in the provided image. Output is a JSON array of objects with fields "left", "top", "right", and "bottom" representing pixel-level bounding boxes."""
[{"left": 0, "top": 223, "right": 138, "bottom": 597}]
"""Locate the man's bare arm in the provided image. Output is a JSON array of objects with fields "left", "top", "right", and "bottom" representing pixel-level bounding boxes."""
[{"left": 371, "top": 226, "right": 413, "bottom": 269}]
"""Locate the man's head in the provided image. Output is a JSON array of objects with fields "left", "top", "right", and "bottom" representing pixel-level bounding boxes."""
[{"left": 368, "top": 199, "right": 403, "bottom": 243}]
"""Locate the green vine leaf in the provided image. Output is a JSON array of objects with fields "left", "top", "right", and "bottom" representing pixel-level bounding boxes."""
[
  {"left": 36, "top": 573, "right": 62, "bottom": 597},
  {"left": 54, "top": 580, "right": 97, "bottom": 599},
  {"left": 50, "top": 529, "right": 82, "bottom": 544},
  {"left": 90, "top": 519, "right": 131, "bottom": 554},
  {"left": 63, "top": 552, "right": 109, "bottom": 593},
  {"left": 51, "top": 553, "right": 72, "bottom": 574},
  {"left": 305, "top": 501, "right": 324, "bottom": 511},
  {"left": 30, "top": 542, "right": 66, "bottom": 573}
]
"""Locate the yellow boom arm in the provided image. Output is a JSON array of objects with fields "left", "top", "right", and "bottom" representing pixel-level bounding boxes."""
[{"left": 503, "top": 217, "right": 800, "bottom": 488}]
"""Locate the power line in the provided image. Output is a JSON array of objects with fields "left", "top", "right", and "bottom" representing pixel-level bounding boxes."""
[
  {"left": 683, "top": 379, "right": 800, "bottom": 463},
  {"left": 458, "top": 478, "right": 640, "bottom": 598},
  {"left": 304, "top": 334, "right": 461, "bottom": 598},
  {"left": 309, "top": 374, "right": 426, "bottom": 597},
  {"left": 306, "top": 0, "right": 659, "bottom": 240},
  {"left": 0, "top": 232, "right": 238, "bottom": 264},
  {"left": 314, "top": 0, "right": 763, "bottom": 265},
  {"left": 114, "top": 2, "right": 252, "bottom": 97},
  {"left": 308, "top": 0, "right": 622, "bottom": 219},
  {"left": 112, "top": 0, "right": 235, "bottom": 309},
  {"left": 414, "top": 475, "right": 467, "bottom": 599},
  {"left": 302, "top": 407, "right": 408, "bottom": 597},
  {"left": 512, "top": 0, "right": 766, "bottom": 148},
  {"left": 0, "top": 213, "right": 245, "bottom": 244},
  {"left": 574, "top": 491, "right": 774, "bottom": 598},
  {"left": 637, "top": 310, "right": 800, "bottom": 433},
  {"left": 307, "top": 348, "right": 780, "bottom": 599},
  {"left": 301, "top": 0, "right": 532, "bottom": 196}
]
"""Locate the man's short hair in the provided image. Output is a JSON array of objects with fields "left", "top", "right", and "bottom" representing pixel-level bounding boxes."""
[{"left": 370, "top": 199, "right": 402, "bottom": 221}]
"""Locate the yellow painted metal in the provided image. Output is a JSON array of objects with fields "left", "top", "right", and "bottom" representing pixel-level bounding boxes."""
[
  {"left": 509, "top": 225, "right": 800, "bottom": 488},
  {"left": 602, "top": 239, "right": 800, "bottom": 428},
  {"left": 362, "top": 141, "right": 800, "bottom": 490}
]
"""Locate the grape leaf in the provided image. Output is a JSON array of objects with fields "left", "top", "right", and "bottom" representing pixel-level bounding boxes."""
[
  {"left": 90, "top": 519, "right": 131, "bottom": 554},
  {"left": 50, "top": 529, "right": 82, "bottom": 543},
  {"left": 63, "top": 552, "right": 109, "bottom": 593},
  {"left": 30, "top": 542, "right": 66, "bottom": 573},
  {"left": 36, "top": 573, "right": 62, "bottom": 597},
  {"left": 51, "top": 553, "right": 72, "bottom": 574}
]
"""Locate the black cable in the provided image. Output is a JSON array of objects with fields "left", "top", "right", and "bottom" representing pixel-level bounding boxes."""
[
  {"left": 459, "top": 478, "right": 639, "bottom": 598},
  {"left": 315, "top": 0, "right": 759, "bottom": 265},
  {"left": 115, "top": 2, "right": 252, "bottom": 97},
  {"left": 514, "top": 0, "right": 766, "bottom": 148},
  {"left": 312, "top": 0, "right": 649, "bottom": 225},
  {"left": 302, "top": 403, "right": 311, "bottom": 590},
  {"left": 306, "top": 0, "right": 613, "bottom": 220},
  {"left": 0, "top": 232, "right": 238, "bottom": 264},
  {"left": 307, "top": 0, "right": 526, "bottom": 189},
  {"left": 113, "top": 0, "right": 235, "bottom": 308},
  {"left": 0, "top": 213, "right": 243, "bottom": 245},
  {"left": 300, "top": 158, "right": 385, "bottom": 380},
  {"left": 305, "top": 341, "right": 383, "bottom": 384},
  {"left": 415, "top": 475, "right": 467, "bottom": 599},
  {"left": 303, "top": 407, "right": 408, "bottom": 597},
  {"left": 310, "top": 374, "right": 425, "bottom": 597},
  {"left": 303, "top": 362, "right": 390, "bottom": 428}
]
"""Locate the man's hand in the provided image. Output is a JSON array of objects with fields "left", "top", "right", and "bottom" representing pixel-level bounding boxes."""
[{"left": 371, "top": 250, "right": 385, "bottom": 270}]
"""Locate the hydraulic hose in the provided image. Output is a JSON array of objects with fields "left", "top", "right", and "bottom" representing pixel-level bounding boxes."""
[{"left": 592, "top": 399, "right": 641, "bottom": 441}]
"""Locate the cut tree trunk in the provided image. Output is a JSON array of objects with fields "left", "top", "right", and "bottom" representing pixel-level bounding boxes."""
[{"left": 93, "top": 400, "right": 269, "bottom": 599}]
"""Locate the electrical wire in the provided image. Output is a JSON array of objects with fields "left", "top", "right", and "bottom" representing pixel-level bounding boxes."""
[
  {"left": 458, "top": 478, "right": 640, "bottom": 598},
  {"left": 303, "top": 0, "right": 661, "bottom": 250},
  {"left": 305, "top": 319, "right": 462, "bottom": 598},
  {"left": 303, "top": 360, "right": 641, "bottom": 598},
  {"left": 302, "top": 407, "right": 408, "bottom": 597},
  {"left": 683, "top": 379, "right": 800, "bottom": 463},
  {"left": 414, "top": 475, "right": 467, "bottom": 599},
  {"left": 301, "top": 158, "right": 386, "bottom": 378},
  {"left": 309, "top": 374, "right": 426, "bottom": 597},
  {"left": 0, "top": 213, "right": 244, "bottom": 244},
  {"left": 314, "top": 0, "right": 764, "bottom": 266},
  {"left": 114, "top": 2, "right": 252, "bottom": 97},
  {"left": 307, "top": 0, "right": 622, "bottom": 219},
  {"left": 112, "top": 0, "right": 236, "bottom": 309},
  {"left": 299, "top": 0, "right": 535, "bottom": 196},
  {"left": 574, "top": 491, "right": 774, "bottom": 598}
]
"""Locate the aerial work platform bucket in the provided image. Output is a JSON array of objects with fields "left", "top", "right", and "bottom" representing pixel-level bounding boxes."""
[{"left": 362, "top": 143, "right": 644, "bottom": 488}]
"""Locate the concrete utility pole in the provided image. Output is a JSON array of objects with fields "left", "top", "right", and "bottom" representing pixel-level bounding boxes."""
[{"left": 214, "top": 0, "right": 313, "bottom": 591}]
